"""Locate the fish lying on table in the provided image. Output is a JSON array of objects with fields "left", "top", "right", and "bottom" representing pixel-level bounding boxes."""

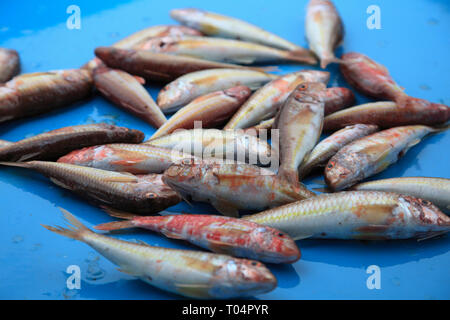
[
  {"left": 0, "top": 124, "right": 144, "bottom": 162},
  {"left": 338, "top": 52, "right": 450, "bottom": 127},
  {"left": 0, "top": 69, "right": 93, "bottom": 123},
  {"left": 324, "top": 125, "right": 448, "bottom": 191},
  {"left": 58, "top": 143, "right": 196, "bottom": 174},
  {"left": 162, "top": 158, "right": 315, "bottom": 217},
  {"left": 0, "top": 161, "right": 180, "bottom": 214},
  {"left": 96, "top": 211, "right": 300, "bottom": 264},
  {"left": 43, "top": 208, "right": 277, "bottom": 299},
  {"left": 243, "top": 191, "right": 450, "bottom": 240},
  {"left": 157, "top": 68, "right": 278, "bottom": 113}
]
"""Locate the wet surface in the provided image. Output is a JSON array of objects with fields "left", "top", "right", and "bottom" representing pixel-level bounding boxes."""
[{"left": 0, "top": 0, "right": 449, "bottom": 299}]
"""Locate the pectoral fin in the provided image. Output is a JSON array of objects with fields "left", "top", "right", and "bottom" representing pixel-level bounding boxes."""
[{"left": 211, "top": 200, "right": 240, "bottom": 217}]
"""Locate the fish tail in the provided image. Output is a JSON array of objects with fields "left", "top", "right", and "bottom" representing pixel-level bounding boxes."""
[
  {"left": 0, "top": 161, "right": 33, "bottom": 168},
  {"left": 285, "top": 49, "right": 318, "bottom": 65},
  {"left": 94, "top": 220, "right": 135, "bottom": 231},
  {"left": 320, "top": 57, "right": 343, "bottom": 69},
  {"left": 41, "top": 208, "right": 91, "bottom": 241}
]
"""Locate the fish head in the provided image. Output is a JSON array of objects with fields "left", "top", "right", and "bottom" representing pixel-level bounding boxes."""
[
  {"left": 300, "top": 70, "right": 330, "bottom": 84},
  {"left": 170, "top": 8, "right": 205, "bottom": 25},
  {"left": 157, "top": 80, "right": 196, "bottom": 112},
  {"left": 135, "top": 174, "right": 182, "bottom": 210},
  {"left": 57, "top": 146, "right": 111, "bottom": 165},
  {"left": 162, "top": 159, "right": 204, "bottom": 194},
  {"left": 324, "top": 154, "right": 361, "bottom": 191},
  {"left": 292, "top": 82, "right": 327, "bottom": 103},
  {"left": 224, "top": 86, "right": 252, "bottom": 103},
  {"left": 401, "top": 196, "right": 450, "bottom": 233},
  {"left": 251, "top": 227, "right": 301, "bottom": 263},
  {"left": 234, "top": 134, "right": 273, "bottom": 167},
  {"left": 215, "top": 259, "right": 277, "bottom": 296},
  {"left": 138, "top": 36, "right": 180, "bottom": 52}
]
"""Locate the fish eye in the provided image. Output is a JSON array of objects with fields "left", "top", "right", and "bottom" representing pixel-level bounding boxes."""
[
  {"left": 327, "top": 163, "right": 334, "bottom": 169},
  {"left": 251, "top": 261, "right": 258, "bottom": 266},
  {"left": 278, "top": 233, "right": 284, "bottom": 237},
  {"left": 146, "top": 192, "right": 157, "bottom": 198},
  {"left": 421, "top": 199, "right": 431, "bottom": 205}
]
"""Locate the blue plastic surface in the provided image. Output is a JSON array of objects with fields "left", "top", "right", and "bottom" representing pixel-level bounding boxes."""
[{"left": 0, "top": 0, "right": 449, "bottom": 300}]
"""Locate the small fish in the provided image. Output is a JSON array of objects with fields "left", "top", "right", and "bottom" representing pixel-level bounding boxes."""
[
  {"left": 0, "top": 124, "right": 144, "bottom": 162},
  {"left": 58, "top": 143, "right": 196, "bottom": 174},
  {"left": 163, "top": 159, "right": 314, "bottom": 217},
  {"left": 0, "top": 161, "right": 180, "bottom": 214},
  {"left": 93, "top": 66, "right": 167, "bottom": 128},
  {"left": 171, "top": 8, "right": 312, "bottom": 52},
  {"left": 275, "top": 82, "right": 326, "bottom": 185},
  {"left": 305, "top": 0, "right": 344, "bottom": 68},
  {"left": 351, "top": 177, "right": 450, "bottom": 213},
  {"left": 0, "top": 139, "right": 12, "bottom": 148},
  {"left": 145, "top": 129, "right": 274, "bottom": 166},
  {"left": 323, "top": 101, "right": 450, "bottom": 131},
  {"left": 152, "top": 86, "right": 251, "bottom": 139},
  {"left": 157, "top": 68, "right": 278, "bottom": 113},
  {"left": 0, "top": 69, "right": 93, "bottom": 123},
  {"left": 325, "top": 125, "right": 446, "bottom": 191},
  {"left": 243, "top": 191, "right": 450, "bottom": 240},
  {"left": 95, "top": 47, "right": 274, "bottom": 83},
  {"left": 44, "top": 208, "right": 277, "bottom": 299},
  {"left": 299, "top": 124, "right": 379, "bottom": 178},
  {"left": 340, "top": 52, "right": 450, "bottom": 124},
  {"left": 224, "top": 70, "right": 330, "bottom": 129},
  {"left": 0, "top": 48, "right": 20, "bottom": 83},
  {"left": 82, "top": 25, "right": 203, "bottom": 71},
  {"left": 95, "top": 211, "right": 300, "bottom": 264},
  {"left": 242, "top": 87, "right": 354, "bottom": 134},
  {"left": 142, "top": 36, "right": 317, "bottom": 65}
]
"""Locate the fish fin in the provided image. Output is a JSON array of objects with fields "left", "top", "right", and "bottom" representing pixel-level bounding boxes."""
[
  {"left": 174, "top": 283, "right": 213, "bottom": 299},
  {"left": 116, "top": 267, "right": 140, "bottom": 276},
  {"left": 16, "top": 151, "right": 42, "bottom": 162},
  {"left": 229, "top": 56, "right": 257, "bottom": 65},
  {"left": 211, "top": 200, "right": 240, "bottom": 218},
  {"left": 320, "top": 57, "right": 343, "bottom": 69},
  {"left": 417, "top": 231, "right": 449, "bottom": 242},
  {"left": 160, "top": 229, "right": 184, "bottom": 240},
  {"left": 399, "top": 139, "right": 422, "bottom": 158},
  {"left": 207, "top": 239, "right": 235, "bottom": 253},
  {"left": 103, "top": 174, "right": 138, "bottom": 183},
  {"left": 41, "top": 208, "right": 91, "bottom": 241},
  {"left": 292, "top": 234, "right": 313, "bottom": 240},
  {"left": 100, "top": 206, "right": 136, "bottom": 220},
  {"left": 285, "top": 50, "right": 318, "bottom": 65},
  {"left": 94, "top": 220, "right": 135, "bottom": 231},
  {"left": 133, "top": 75, "right": 146, "bottom": 85},
  {"left": 431, "top": 123, "right": 450, "bottom": 133},
  {"left": 50, "top": 177, "right": 73, "bottom": 191}
]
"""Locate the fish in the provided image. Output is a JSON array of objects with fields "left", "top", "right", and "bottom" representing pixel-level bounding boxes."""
[
  {"left": 82, "top": 25, "right": 203, "bottom": 71},
  {"left": 93, "top": 66, "right": 167, "bottom": 128},
  {"left": 95, "top": 211, "right": 301, "bottom": 264},
  {"left": 275, "top": 82, "right": 326, "bottom": 185},
  {"left": 94, "top": 47, "right": 275, "bottom": 83},
  {"left": 242, "top": 86, "right": 354, "bottom": 134},
  {"left": 299, "top": 124, "right": 379, "bottom": 178},
  {"left": 0, "top": 139, "right": 12, "bottom": 148},
  {"left": 323, "top": 101, "right": 450, "bottom": 131},
  {"left": 141, "top": 36, "right": 317, "bottom": 65},
  {"left": 144, "top": 129, "right": 274, "bottom": 167},
  {"left": 163, "top": 158, "right": 315, "bottom": 217},
  {"left": 324, "top": 125, "right": 446, "bottom": 191},
  {"left": 157, "top": 68, "right": 278, "bottom": 113},
  {"left": 43, "top": 208, "right": 277, "bottom": 299},
  {"left": 0, "top": 161, "right": 180, "bottom": 214},
  {"left": 58, "top": 143, "right": 196, "bottom": 174},
  {"left": 243, "top": 191, "right": 450, "bottom": 240},
  {"left": 151, "top": 86, "right": 251, "bottom": 139},
  {"left": 0, "top": 124, "right": 144, "bottom": 162},
  {"left": 0, "top": 69, "right": 93, "bottom": 123},
  {"left": 305, "top": 0, "right": 344, "bottom": 68},
  {"left": 224, "top": 70, "right": 330, "bottom": 130},
  {"left": 340, "top": 52, "right": 450, "bottom": 124},
  {"left": 351, "top": 177, "right": 450, "bottom": 213},
  {"left": 170, "top": 8, "right": 312, "bottom": 52},
  {"left": 0, "top": 48, "right": 20, "bottom": 83}
]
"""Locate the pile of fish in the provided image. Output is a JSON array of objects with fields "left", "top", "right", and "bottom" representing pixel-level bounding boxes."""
[{"left": 1, "top": 1, "right": 449, "bottom": 299}]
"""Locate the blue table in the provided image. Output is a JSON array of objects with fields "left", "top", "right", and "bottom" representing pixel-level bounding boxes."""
[{"left": 0, "top": 0, "right": 449, "bottom": 299}]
